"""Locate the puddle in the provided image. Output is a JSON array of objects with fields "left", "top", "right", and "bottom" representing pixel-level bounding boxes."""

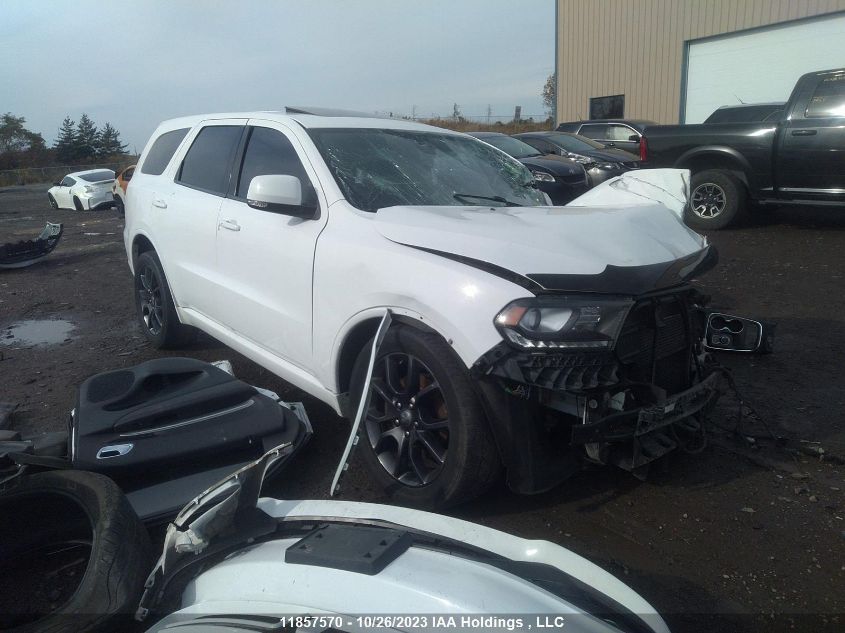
[{"left": 0, "top": 319, "right": 77, "bottom": 347}]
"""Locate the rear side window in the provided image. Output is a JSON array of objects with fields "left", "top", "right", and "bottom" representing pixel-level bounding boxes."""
[
  {"left": 177, "top": 126, "right": 243, "bottom": 195},
  {"left": 236, "top": 126, "right": 310, "bottom": 198},
  {"left": 578, "top": 124, "right": 606, "bottom": 139},
  {"left": 140, "top": 128, "right": 189, "bottom": 175},
  {"left": 805, "top": 74, "right": 845, "bottom": 118}
]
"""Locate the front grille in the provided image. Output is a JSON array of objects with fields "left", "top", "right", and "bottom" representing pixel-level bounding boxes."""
[
  {"left": 515, "top": 352, "right": 619, "bottom": 391},
  {"left": 615, "top": 294, "right": 692, "bottom": 394}
]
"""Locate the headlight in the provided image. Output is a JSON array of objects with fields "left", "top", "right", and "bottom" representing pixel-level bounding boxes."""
[
  {"left": 531, "top": 171, "right": 555, "bottom": 183},
  {"left": 495, "top": 297, "right": 633, "bottom": 350},
  {"left": 598, "top": 163, "right": 619, "bottom": 170},
  {"left": 566, "top": 153, "right": 595, "bottom": 165}
]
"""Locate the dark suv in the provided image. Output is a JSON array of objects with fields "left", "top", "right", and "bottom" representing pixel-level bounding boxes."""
[{"left": 556, "top": 119, "right": 657, "bottom": 154}]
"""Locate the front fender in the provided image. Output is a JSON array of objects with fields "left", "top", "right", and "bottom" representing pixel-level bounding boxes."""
[{"left": 674, "top": 146, "right": 753, "bottom": 183}]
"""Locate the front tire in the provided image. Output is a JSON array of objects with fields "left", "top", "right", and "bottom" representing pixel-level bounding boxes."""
[
  {"left": 349, "top": 326, "right": 500, "bottom": 509},
  {"left": 685, "top": 170, "right": 747, "bottom": 230},
  {"left": 134, "top": 250, "right": 195, "bottom": 348}
]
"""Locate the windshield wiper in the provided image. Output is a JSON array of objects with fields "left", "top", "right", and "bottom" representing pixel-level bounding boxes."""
[{"left": 453, "top": 193, "right": 524, "bottom": 207}]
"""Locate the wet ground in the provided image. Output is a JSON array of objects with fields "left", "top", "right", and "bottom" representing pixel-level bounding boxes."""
[{"left": 1, "top": 184, "right": 843, "bottom": 632}]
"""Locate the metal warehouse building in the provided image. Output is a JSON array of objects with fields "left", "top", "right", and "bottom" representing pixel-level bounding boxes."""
[{"left": 554, "top": 0, "right": 845, "bottom": 125}]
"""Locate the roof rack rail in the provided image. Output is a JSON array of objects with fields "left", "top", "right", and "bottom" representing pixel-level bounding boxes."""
[{"left": 285, "top": 106, "right": 391, "bottom": 119}]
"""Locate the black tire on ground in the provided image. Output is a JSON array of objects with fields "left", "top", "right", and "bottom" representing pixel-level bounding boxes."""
[
  {"left": 72, "top": 196, "right": 84, "bottom": 212},
  {"left": 349, "top": 326, "right": 500, "bottom": 509},
  {"left": 0, "top": 470, "right": 151, "bottom": 633},
  {"left": 114, "top": 196, "right": 125, "bottom": 216},
  {"left": 685, "top": 169, "right": 747, "bottom": 230},
  {"left": 134, "top": 250, "right": 195, "bottom": 348},
  {"left": 47, "top": 193, "right": 58, "bottom": 209}
]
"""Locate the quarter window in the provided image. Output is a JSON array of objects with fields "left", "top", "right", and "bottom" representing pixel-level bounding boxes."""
[
  {"left": 177, "top": 126, "right": 243, "bottom": 195},
  {"left": 805, "top": 74, "right": 845, "bottom": 118},
  {"left": 236, "top": 127, "right": 310, "bottom": 199},
  {"left": 606, "top": 124, "right": 636, "bottom": 141},
  {"left": 140, "top": 128, "right": 189, "bottom": 175}
]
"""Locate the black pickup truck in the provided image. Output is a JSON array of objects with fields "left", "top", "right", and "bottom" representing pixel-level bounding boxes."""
[{"left": 641, "top": 68, "right": 845, "bottom": 229}]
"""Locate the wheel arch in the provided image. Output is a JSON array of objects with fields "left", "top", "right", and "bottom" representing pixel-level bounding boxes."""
[
  {"left": 674, "top": 147, "right": 751, "bottom": 188},
  {"left": 335, "top": 313, "right": 440, "bottom": 399},
  {"left": 131, "top": 233, "right": 157, "bottom": 268}
]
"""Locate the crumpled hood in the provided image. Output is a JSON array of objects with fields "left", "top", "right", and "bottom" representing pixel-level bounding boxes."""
[{"left": 373, "top": 169, "right": 707, "bottom": 288}]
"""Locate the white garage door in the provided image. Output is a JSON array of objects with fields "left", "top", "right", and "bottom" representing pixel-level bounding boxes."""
[{"left": 684, "top": 13, "right": 845, "bottom": 123}]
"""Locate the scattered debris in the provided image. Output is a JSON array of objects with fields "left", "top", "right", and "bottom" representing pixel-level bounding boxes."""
[
  {"left": 741, "top": 507, "right": 756, "bottom": 514},
  {"left": 0, "top": 222, "right": 63, "bottom": 269}
]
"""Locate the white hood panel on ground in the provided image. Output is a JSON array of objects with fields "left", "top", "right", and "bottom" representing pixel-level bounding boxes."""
[{"left": 374, "top": 169, "right": 704, "bottom": 278}]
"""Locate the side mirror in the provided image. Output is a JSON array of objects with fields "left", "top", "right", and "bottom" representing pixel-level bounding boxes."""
[
  {"left": 704, "top": 312, "right": 775, "bottom": 354},
  {"left": 54, "top": 181, "right": 62, "bottom": 187},
  {"left": 628, "top": 134, "right": 640, "bottom": 143},
  {"left": 246, "top": 175, "right": 317, "bottom": 219}
]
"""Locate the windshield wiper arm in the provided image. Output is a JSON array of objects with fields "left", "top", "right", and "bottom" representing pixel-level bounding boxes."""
[{"left": 453, "top": 193, "right": 524, "bottom": 207}]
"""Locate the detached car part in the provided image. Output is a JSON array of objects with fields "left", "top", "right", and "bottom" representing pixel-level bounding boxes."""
[
  {"left": 704, "top": 312, "right": 775, "bottom": 354},
  {"left": 0, "top": 222, "right": 63, "bottom": 269},
  {"left": 138, "top": 444, "right": 670, "bottom": 633},
  {"left": 0, "top": 358, "right": 312, "bottom": 523}
]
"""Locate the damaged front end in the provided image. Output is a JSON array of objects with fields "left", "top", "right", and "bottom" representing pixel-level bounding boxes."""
[{"left": 473, "top": 285, "right": 723, "bottom": 493}]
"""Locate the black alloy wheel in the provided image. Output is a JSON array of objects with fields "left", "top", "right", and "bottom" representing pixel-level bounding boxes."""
[
  {"left": 365, "top": 352, "right": 450, "bottom": 486},
  {"left": 138, "top": 262, "right": 164, "bottom": 337}
]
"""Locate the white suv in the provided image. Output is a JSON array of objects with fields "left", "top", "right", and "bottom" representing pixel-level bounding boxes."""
[{"left": 125, "top": 109, "right": 720, "bottom": 507}]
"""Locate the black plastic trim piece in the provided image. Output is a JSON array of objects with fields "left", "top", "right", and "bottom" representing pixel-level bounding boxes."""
[
  {"left": 285, "top": 523, "right": 412, "bottom": 575},
  {"left": 528, "top": 245, "right": 718, "bottom": 295}
]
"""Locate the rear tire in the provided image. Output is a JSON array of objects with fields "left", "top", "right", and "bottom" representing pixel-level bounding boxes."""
[
  {"left": 0, "top": 471, "right": 151, "bottom": 633},
  {"left": 685, "top": 170, "right": 746, "bottom": 230},
  {"left": 349, "top": 326, "right": 500, "bottom": 509},
  {"left": 134, "top": 250, "right": 195, "bottom": 349},
  {"left": 47, "top": 194, "right": 58, "bottom": 209},
  {"left": 72, "top": 196, "right": 84, "bottom": 212}
]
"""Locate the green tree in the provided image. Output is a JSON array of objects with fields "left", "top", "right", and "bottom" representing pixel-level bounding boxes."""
[
  {"left": 0, "top": 113, "right": 47, "bottom": 169},
  {"left": 54, "top": 116, "right": 78, "bottom": 164},
  {"left": 95, "top": 122, "right": 127, "bottom": 158},
  {"left": 75, "top": 113, "right": 98, "bottom": 162},
  {"left": 542, "top": 73, "right": 556, "bottom": 116}
]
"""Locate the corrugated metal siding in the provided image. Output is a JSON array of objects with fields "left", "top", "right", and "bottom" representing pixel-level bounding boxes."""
[{"left": 555, "top": 0, "right": 845, "bottom": 124}]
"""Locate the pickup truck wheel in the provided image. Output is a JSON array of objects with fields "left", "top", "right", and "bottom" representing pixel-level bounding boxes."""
[
  {"left": 686, "top": 170, "right": 746, "bottom": 230},
  {"left": 134, "top": 251, "right": 195, "bottom": 349},
  {"left": 349, "top": 326, "right": 500, "bottom": 509}
]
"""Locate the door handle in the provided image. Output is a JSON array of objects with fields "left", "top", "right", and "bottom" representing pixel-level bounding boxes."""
[
  {"left": 791, "top": 129, "right": 817, "bottom": 136},
  {"left": 219, "top": 219, "right": 241, "bottom": 232},
  {"left": 152, "top": 198, "right": 167, "bottom": 209}
]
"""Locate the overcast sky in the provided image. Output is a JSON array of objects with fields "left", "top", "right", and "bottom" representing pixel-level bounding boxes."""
[{"left": 1, "top": 0, "right": 554, "bottom": 152}]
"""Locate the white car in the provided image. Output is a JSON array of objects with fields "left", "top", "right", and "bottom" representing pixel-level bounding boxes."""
[
  {"left": 47, "top": 168, "right": 115, "bottom": 211},
  {"left": 125, "top": 109, "right": 722, "bottom": 508}
]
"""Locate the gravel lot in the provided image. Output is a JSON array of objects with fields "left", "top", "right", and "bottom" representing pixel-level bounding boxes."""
[{"left": 1, "top": 184, "right": 843, "bottom": 632}]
